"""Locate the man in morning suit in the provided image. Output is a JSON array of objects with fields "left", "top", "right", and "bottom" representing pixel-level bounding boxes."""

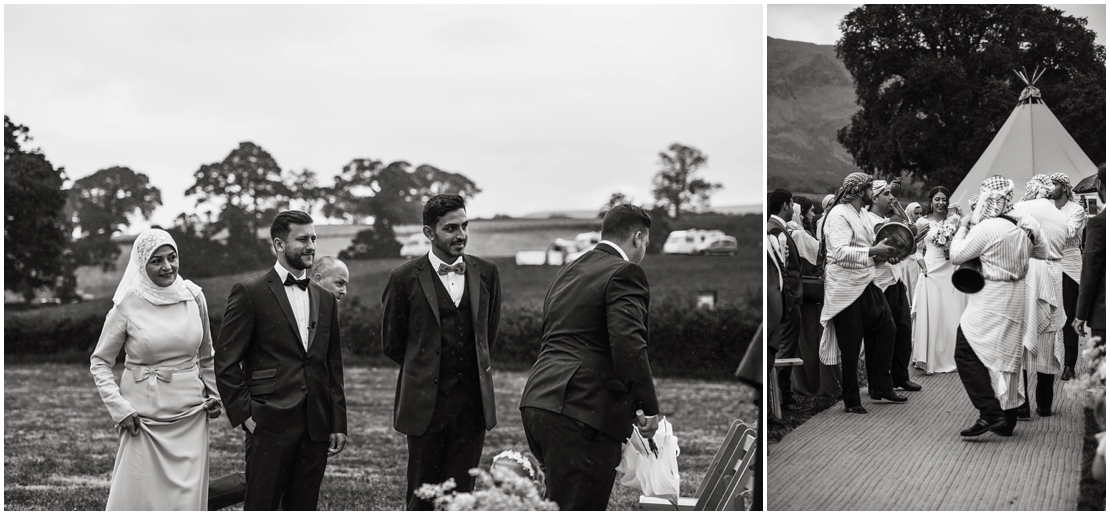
[
  {"left": 766, "top": 189, "right": 802, "bottom": 406},
  {"left": 519, "top": 203, "right": 661, "bottom": 511},
  {"left": 214, "top": 210, "right": 348, "bottom": 510},
  {"left": 1075, "top": 164, "right": 1105, "bottom": 343},
  {"left": 381, "top": 194, "right": 502, "bottom": 511}
]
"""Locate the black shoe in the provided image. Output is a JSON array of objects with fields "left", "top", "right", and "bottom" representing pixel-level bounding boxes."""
[
  {"left": 1017, "top": 407, "right": 1031, "bottom": 421},
  {"left": 960, "top": 418, "right": 1006, "bottom": 437},
  {"left": 990, "top": 424, "right": 1015, "bottom": 437},
  {"left": 845, "top": 405, "right": 867, "bottom": 414},
  {"left": 1061, "top": 366, "right": 1074, "bottom": 381},
  {"left": 870, "top": 391, "right": 908, "bottom": 403},
  {"left": 1037, "top": 407, "right": 1052, "bottom": 417},
  {"left": 896, "top": 381, "right": 922, "bottom": 391}
]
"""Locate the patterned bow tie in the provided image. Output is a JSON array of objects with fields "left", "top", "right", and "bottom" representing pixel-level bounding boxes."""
[
  {"left": 284, "top": 274, "right": 310, "bottom": 290},
  {"left": 438, "top": 262, "right": 466, "bottom": 276}
]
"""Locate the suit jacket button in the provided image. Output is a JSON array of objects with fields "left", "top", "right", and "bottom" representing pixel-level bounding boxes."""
[
  {"left": 433, "top": 378, "right": 439, "bottom": 384},
  {"left": 301, "top": 385, "right": 307, "bottom": 391}
]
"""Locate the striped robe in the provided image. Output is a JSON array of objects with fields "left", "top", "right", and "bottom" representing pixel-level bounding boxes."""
[
  {"left": 950, "top": 214, "right": 1046, "bottom": 410},
  {"left": 1012, "top": 200, "right": 1067, "bottom": 375},
  {"left": 1059, "top": 201, "right": 1086, "bottom": 284},
  {"left": 818, "top": 204, "right": 877, "bottom": 365}
]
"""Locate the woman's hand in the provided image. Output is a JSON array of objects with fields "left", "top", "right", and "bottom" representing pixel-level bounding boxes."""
[
  {"left": 119, "top": 412, "right": 141, "bottom": 437},
  {"left": 204, "top": 399, "right": 222, "bottom": 419}
]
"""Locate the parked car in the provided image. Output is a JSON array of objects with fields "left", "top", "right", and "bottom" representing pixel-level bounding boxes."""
[
  {"left": 696, "top": 236, "right": 738, "bottom": 256},
  {"left": 663, "top": 229, "right": 726, "bottom": 255},
  {"left": 399, "top": 233, "right": 432, "bottom": 258}
]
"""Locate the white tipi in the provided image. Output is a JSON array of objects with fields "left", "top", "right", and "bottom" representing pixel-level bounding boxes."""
[{"left": 951, "top": 68, "right": 1098, "bottom": 206}]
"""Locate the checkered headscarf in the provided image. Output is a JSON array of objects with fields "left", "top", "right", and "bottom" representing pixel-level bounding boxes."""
[
  {"left": 1021, "top": 174, "right": 1054, "bottom": 201},
  {"left": 1049, "top": 172, "right": 1076, "bottom": 201},
  {"left": 834, "top": 172, "right": 873, "bottom": 205},
  {"left": 971, "top": 175, "right": 1015, "bottom": 223}
]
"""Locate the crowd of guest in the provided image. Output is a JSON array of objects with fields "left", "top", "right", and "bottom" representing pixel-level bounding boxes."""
[{"left": 767, "top": 166, "right": 1104, "bottom": 445}]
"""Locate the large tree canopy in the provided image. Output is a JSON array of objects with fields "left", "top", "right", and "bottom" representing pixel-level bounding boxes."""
[
  {"left": 323, "top": 159, "right": 480, "bottom": 226},
  {"left": 186, "top": 142, "right": 291, "bottom": 243},
  {"left": 66, "top": 166, "right": 162, "bottom": 272},
  {"left": 4, "top": 116, "right": 70, "bottom": 303},
  {"left": 836, "top": 4, "right": 1106, "bottom": 190},
  {"left": 652, "top": 143, "right": 721, "bottom": 219}
]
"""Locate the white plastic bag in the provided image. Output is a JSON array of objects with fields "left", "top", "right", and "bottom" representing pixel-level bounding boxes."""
[{"left": 616, "top": 417, "right": 680, "bottom": 505}]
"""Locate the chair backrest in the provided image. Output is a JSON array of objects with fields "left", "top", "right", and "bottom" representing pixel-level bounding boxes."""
[
  {"left": 693, "top": 420, "right": 754, "bottom": 510},
  {"left": 716, "top": 430, "right": 759, "bottom": 510}
]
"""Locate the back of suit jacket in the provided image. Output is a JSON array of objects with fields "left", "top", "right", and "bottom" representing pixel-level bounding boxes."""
[
  {"left": 1077, "top": 211, "right": 1105, "bottom": 331},
  {"left": 519, "top": 243, "right": 659, "bottom": 442},
  {"left": 214, "top": 268, "right": 347, "bottom": 442}
]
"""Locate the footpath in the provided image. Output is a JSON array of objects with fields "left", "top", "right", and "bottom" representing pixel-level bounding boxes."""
[{"left": 768, "top": 368, "right": 1086, "bottom": 510}]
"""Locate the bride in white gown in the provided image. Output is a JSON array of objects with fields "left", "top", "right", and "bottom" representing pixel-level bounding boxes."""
[{"left": 910, "top": 186, "right": 969, "bottom": 374}]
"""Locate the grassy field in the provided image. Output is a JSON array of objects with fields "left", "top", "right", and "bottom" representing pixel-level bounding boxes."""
[{"left": 3, "top": 363, "right": 757, "bottom": 510}]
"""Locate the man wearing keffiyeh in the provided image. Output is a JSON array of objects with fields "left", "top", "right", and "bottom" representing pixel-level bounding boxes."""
[
  {"left": 950, "top": 175, "right": 1048, "bottom": 438},
  {"left": 1048, "top": 172, "right": 1087, "bottom": 380},
  {"left": 864, "top": 179, "right": 922, "bottom": 394},
  {"left": 818, "top": 172, "right": 905, "bottom": 414}
]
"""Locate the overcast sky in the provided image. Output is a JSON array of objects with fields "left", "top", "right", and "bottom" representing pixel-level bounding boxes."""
[
  {"left": 769, "top": 4, "right": 1106, "bottom": 47},
  {"left": 5, "top": 4, "right": 762, "bottom": 230}
]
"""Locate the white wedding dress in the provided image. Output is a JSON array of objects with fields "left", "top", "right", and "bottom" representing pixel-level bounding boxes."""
[{"left": 910, "top": 217, "right": 969, "bottom": 374}]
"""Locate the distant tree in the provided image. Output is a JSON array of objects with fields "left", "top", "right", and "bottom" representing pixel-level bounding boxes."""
[
  {"left": 598, "top": 192, "right": 633, "bottom": 218},
  {"left": 836, "top": 4, "right": 1106, "bottom": 191},
  {"left": 339, "top": 219, "right": 403, "bottom": 260},
  {"left": 186, "top": 142, "right": 291, "bottom": 247},
  {"left": 4, "top": 116, "right": 71, "bottom": 303},
  {"left": 646, "top": 205, "right": 673, "bottom": 255},
  {"left": 284, "top": 168, "right": 322, "bottom": 214},
  {"left": 65, "top": 166, "right": 162, "bottom": 272},
  {"left": 652, "top": 143, "right": 721, "bottom": 220},
  {"left": 324, "top": 159, "right": 481, "bottom": 226}
]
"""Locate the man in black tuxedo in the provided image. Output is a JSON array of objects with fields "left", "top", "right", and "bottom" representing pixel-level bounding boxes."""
[
  {"left": 766, "top": 189, "right": 802, "bottom": 406},
  {"left": 214, "top": 210, "right": 347, "bottom": 510},
  {"left": 382, "top": 194, "right": 502, "bottom": 511},
  {"left": 519, "top": 203, "right": 660, "bottom": 511},
  {"left": 1076, "top": 164, "right": 1106, "bottom": 343}
]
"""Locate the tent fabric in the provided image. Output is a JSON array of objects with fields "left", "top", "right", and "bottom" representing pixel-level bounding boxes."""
[{"left": 951, "top": 97, "right": 1098, "bottom": 208}]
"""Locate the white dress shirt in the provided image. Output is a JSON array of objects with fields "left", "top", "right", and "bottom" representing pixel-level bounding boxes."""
[
  {"left": 428, "top": 251, "right": 465, "bottom": 306},
  {"left": 274, "top": 262, "right": 310, "bottom": 349},
  {"left": 597, "top": 240, "right": 629, "bottom": 261}
]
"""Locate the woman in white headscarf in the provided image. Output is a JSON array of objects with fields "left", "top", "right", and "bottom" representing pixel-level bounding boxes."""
[{"left": 90, "top": 229, "right": 221, "bottom": 510}]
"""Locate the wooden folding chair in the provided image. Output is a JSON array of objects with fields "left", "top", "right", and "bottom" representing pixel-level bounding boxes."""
[
  {"left": 770, "top": 357, "right": 802, "bottom": 419},
  {"left": 638, "top": 419, "right": 757, "bottom": 511}
]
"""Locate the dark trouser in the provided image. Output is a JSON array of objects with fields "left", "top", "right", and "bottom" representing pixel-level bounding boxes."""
[
  {"left": 406, "top": 385, "right": 486, "bottom": 511},
  {"left": 883, "top": 282, "right": 913, "bottom": 385},
  {"left": 775, "top": 303, "right": 801, "bottom": 398},
  {"left": 1062, "top": 274, "right": 1080, "bottom": 368},
  {"left": 521, "top": 407, "right": 623, "bottom": 511},
  {"left": 208, "top": 471, "right": 247, "bottom": 510},
  {"left": 955, "top": 327, "right": 1006, "bottom": 423},
  {"left": 832, "top": 283, "right": 896, "bottom": 407},
  {"left": 1022, "top": 370, "right": 1055, "bottom": 412},
  {"left": 243, "top": 404, "right": 330, "bottom": 511}
]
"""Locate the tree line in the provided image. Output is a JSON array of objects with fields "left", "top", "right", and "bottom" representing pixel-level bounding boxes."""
[{"left": 5, "top": 115, "right": 721, "bottom": 304}]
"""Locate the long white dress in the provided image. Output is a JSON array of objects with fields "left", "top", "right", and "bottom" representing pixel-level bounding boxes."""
[
  {"left": 910, "top": 217, "right": 969, "bottom": 374},
  {"left": 90, "top": 290, "right": 218, "bottom": 510}
]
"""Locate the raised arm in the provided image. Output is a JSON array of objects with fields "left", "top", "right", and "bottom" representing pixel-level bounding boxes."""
[
  {"left": 605, "top": 263, "right": 659, "bottom": 417},
  {"left": 214, "top": 282, "right": 255, "bottom": 429},
  {"left": 950, "top": 224, "right": 990, "bottom": 265},
  {"left": 89, "top": 305, "right": 137, "bottom": 424}
]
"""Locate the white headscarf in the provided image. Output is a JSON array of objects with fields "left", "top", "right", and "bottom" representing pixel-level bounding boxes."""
[
  {"left": 905, "top": 202, "right": 921, "bottom": 224},
  {"left": 113, "top": 229, "right": 199, "bottom": 306}
]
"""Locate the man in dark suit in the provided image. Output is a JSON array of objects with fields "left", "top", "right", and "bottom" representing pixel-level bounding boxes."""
[
  {"left": 519, "top": 203, "right": 660, "bottom": 511},
  {"left": 767, "top": 189, "right": 802, "bottom": 406},
  {"left": 214, "top": 210, "right": 347, "bottom": 511},
  {"left": 381, "top": 194, "right": 502, "bottom": 511},
  {"left": 1075, "top": 164, "right": 1105, "bottom": 343}
]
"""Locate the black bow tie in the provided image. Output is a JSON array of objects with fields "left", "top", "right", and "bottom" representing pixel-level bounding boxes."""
[
  {"left": 284, "top": 274, "right": 310, "bottom": 291},
  {"left": 438, "top": 262, "right": 466, "bottom": 276}
]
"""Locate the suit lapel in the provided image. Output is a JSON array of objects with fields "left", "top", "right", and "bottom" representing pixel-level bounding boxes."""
[
  {"left": 307, "top": 282, "right": 320, "bottom": 351},
  {"left": 267, "top": 271, "right": 307, "bottom": 352},
  {"left": 416, "top": 256, "right": 441, "bottom": 326},
  {"left": 465, "top": 256, "right": 482, "bottom": 330}
]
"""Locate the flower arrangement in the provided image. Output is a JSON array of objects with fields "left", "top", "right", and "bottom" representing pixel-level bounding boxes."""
[
  {"left": 413, "top": 465, "right": 558, "bottom": 511},
  {"left": 1066, "top": 334, "right": 1105, "bottom": 407},
  {"left": 931, "top": 221, "right": 959, "bottom": 259}
]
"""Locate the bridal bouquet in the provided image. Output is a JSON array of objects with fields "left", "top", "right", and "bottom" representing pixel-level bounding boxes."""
[
  {"left": 413, "top": 467, "right": 558, "bottom": 511},
  {"left": 932, "top": 221, "right": 959, "bottom": 259}
]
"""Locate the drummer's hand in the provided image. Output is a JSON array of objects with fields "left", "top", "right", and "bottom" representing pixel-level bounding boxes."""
[
  {"left": 119, "top": 412, "right": 141, "bottom": 437},
  {"left": 869, "top": 238, "right": 893, "bottom": 259},
  {"left": 888, "top": 256, "right": 901, "bottom": 265}
]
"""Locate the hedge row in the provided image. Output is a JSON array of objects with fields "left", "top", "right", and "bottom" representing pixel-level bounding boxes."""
[{"left": 6, "top": 296, "right": 756, "bottom": 380}]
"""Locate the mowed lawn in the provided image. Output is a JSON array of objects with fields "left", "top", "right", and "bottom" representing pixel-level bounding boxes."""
[{"left": 4, "top": 363, "right": 757, "bottom": 510}]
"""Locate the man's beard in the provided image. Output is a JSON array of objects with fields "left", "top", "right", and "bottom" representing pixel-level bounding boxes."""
[
  {"left": 284, "top": 247, "right": 313, "bottom": 271},
  {"left": 433, "top": 237, "right": 466, "bottom": 259}
]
